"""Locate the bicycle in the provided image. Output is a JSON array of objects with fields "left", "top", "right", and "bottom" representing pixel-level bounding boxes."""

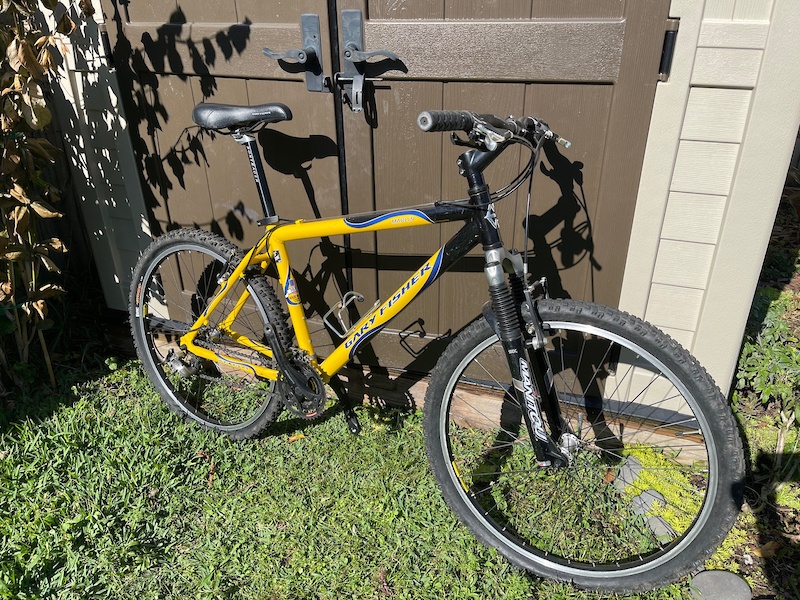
[{"left": 129, "top": 102, "right": 745, "bottom": 593}]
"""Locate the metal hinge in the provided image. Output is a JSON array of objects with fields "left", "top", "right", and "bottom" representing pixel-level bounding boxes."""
[
  {"left": 98, "top": 22, "right": 114, "bottom": 66},
  {"left": 658, "top": 18, "right": 680, "bottom": 82}
]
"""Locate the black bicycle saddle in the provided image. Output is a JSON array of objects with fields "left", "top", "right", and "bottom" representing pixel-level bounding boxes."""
[{"left": 192, "top": 102, "right": 292, "bottom": 131}]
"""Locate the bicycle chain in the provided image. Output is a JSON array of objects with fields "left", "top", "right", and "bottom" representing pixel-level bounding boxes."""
[
  {"left": 191, "top": 334, "right": 274, "bottom": 389},
  {"left": 189, "top": 332, "right": 326, "bottom": 419}
]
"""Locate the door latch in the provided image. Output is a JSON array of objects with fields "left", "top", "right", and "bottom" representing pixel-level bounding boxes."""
[
  {"left": 335, "top": 9, "right": 402, "bottom": 112},
  {"left": 263, "top": 14, "right": 327, "bottom": 92}
]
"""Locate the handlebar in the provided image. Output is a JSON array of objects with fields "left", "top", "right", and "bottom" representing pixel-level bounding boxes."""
[{"left": 417, "top": 110, "right": 571, "bottom": 149}]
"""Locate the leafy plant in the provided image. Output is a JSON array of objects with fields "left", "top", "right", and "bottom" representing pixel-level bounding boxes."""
[
  {"left": 735, "top": 287, "right": 800, "bottom": 455},
  {"left": 0, "top": 0, "right": 90, "bottom": 390}
]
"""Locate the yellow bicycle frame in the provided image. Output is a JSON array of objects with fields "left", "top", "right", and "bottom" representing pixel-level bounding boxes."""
[{"left": 178, "top": 207, "right": 460, "bottom": 382}]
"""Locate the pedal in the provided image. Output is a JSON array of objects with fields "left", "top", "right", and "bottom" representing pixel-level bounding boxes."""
[
  {"left": 344, "top": 407, "right": 361, "bottom": 435},
  {"left": 327, "top": 373, "right": 361, "bottom": 435}
]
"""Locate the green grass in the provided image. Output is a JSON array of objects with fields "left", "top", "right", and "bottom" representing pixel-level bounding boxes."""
[{"left": 0, "top": 362, "right": 691, "bottom": 600}]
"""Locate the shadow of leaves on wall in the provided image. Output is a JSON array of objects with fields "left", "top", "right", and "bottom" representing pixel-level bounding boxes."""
[{"left": 108, "top": 3, "right": 254, "bottom": 239}]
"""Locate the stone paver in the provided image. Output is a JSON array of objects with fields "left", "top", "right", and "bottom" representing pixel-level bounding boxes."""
[{"left": 691, "top": 570, "right": 751, "bottom": 600}]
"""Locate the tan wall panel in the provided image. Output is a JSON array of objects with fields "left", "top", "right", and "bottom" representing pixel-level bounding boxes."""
[
  {"left": 733, "top": 0, "right": 774, "bottom": 20},
  {"left": 661, "top": 192, "right": 726, "bottom": 244},
  {"left": 704, "top": 0, "right": 736, "bottom": 19},
  {"left": 671, "top": 141, "right": 739, "bottom": 196},
  {"left": 618, "top": 0, "right": 706, "bottom": 322},
  {"left": 645, "top": 283, "right": 703, "bottom": 332},
  {"left": 692, "top": 47, "right": 763, "bottom": 87},
  {"left": 682, "top": 88, "right": 751, "bottom": 143},
  {"left": 659, "top": 326, "right": 695, "bottom": 349},
  {"left": 698, "top": 20, "right": 769, "bottom": 49},
  {"left": 652, "top": 240, "right": 715, "bottom": 289},
  {"left": 693, "top": 0, "right": 800, "bottom": 389}
]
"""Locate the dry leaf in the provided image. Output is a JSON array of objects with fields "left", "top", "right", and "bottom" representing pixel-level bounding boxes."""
[
  {"left": 7, "top": 37, "right": 45, "bottom": 79},
  {"left": 30, "top": 199, "right": 62, "bottom": 219},
  {"left": 79, "top": 0, "right": 95, "bottom": 17},
  {"left": 38, "top": 253, "right": 60, "bottom": 273},
  {"left": 33, "top": 283, "right": 64, "bottom": 299},
  {"left": 56, "top": 13, "right": 76, "bottom": 36},
  {"left": 20, "top": 82, "right": 51, "bottom": 130},
  {"left": 0, "top": 281, "right": 13, "bottom": 302},
  {"left": 752, "top": 540, "right": 782, "bottom": 558},
  {"left": 287, "top": 433, "right": 305, "bottom": 444},
  {"left": 11, "top": 205, "right": 29, "bottom": 237},
  {"left": 32, "top": 299, "right": 46, "bottom": 320}
]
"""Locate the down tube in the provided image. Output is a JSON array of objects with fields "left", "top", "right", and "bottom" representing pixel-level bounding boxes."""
[{"left": 319, "top": 219, "right": 482, "bottom": 377}]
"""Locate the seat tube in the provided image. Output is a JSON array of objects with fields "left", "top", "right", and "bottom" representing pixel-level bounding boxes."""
[{"left": 233, "top": 132, "right": 278, "bottom": 222}]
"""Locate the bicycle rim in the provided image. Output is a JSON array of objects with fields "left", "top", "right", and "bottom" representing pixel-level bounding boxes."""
[
  {"left": 437, "top": 318, "right": 719, "bottom": 579},
  {"left": 135, "top": 241, "right": 278, "bottom": 431}
]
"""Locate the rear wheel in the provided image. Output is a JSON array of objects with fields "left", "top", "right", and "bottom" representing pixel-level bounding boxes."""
[
  {"left": 130, "top": 229, "right": 290, "bottom": 440},
  {"left": 423, "top": 299, "right": 744, "bottom": 593}
]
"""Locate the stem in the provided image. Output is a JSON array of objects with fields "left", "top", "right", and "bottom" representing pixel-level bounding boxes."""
[{"left": 37, "top": 329, "right": 55, "bottom": 388}]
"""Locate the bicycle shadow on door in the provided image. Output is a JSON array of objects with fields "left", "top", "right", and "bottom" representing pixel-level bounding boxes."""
[
  {"left": 348, "top": 142, "right": 603, "bottom": 415},
  {"left": 523, "top": 141, "right": 603, "bottom": 302}
]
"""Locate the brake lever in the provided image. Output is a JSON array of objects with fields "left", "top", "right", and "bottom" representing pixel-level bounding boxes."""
[{"left": 450, "top": 131, "right": 483, "bottom": 149}]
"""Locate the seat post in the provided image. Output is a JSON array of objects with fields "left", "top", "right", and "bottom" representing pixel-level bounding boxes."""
[{"left": 233, "top": 131, "right": 279, "bottom": 225}]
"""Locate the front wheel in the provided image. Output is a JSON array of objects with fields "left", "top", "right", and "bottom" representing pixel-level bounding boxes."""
[{"left": 423, "top": 299, "right": 744, "bottom": 593}]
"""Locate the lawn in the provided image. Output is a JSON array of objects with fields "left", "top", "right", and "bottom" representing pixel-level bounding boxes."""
[
  {"left": 1, "top": 363, "right": 689, "bottom": 600},
  {"left": 0, "top": 194, "right": 798, "bottom": 600}
]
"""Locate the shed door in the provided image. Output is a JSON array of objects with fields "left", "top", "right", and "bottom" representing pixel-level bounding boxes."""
[
  {"left": 103, "top": 0, "right": 344, "bottom": 309},
  {"left": 103, "top": 0, "right": 670, "bottom": 373},
  {"left": 339, "top": 1, "right": 671, "bottom": 371}
]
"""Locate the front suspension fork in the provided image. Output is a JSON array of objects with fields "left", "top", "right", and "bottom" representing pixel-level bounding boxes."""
[{"left": 484, "top": 250, "right": 569, "bottom": 467}]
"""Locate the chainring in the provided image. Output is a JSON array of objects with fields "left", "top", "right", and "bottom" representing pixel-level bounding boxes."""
[{"left": 277, "top": 358, "right": 327, "bottom": 420}]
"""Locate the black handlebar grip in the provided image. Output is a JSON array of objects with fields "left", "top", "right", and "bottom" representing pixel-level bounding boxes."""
[{"left": 417, "top": 110, "right": 474, "bottom": 132}]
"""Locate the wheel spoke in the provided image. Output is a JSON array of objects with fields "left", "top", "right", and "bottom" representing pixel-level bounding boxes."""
[
  {"left": 131, "top": 231, "right": 288, "bottom": 439},
  {"left": 426, "top": 300, "right": 741, "bottom": 590}
]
